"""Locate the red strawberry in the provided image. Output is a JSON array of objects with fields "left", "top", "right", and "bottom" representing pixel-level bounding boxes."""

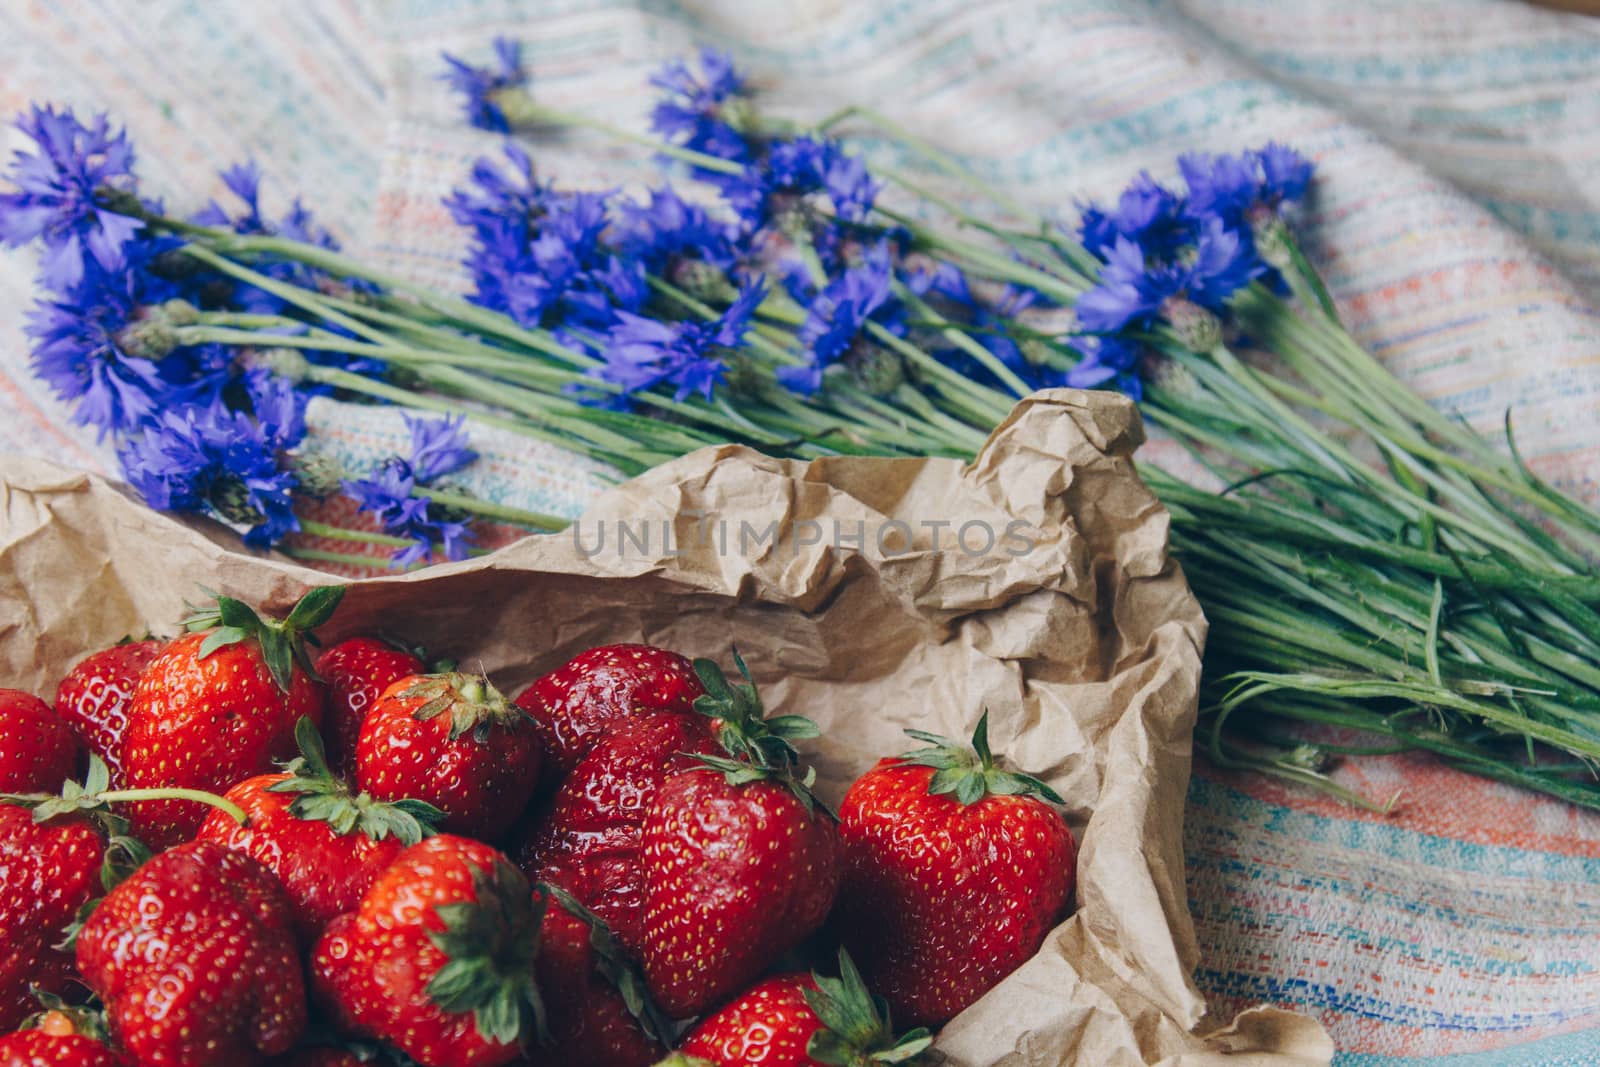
[
  {"left": 0, "top": 804, "right": 105, "bottom": 1030},
  {"left": 121, "top": 587, "right": 341, "bottom": 848},
  {"left": 637, "top": 655, "right": 839, "bottom": 1018},
  {"left": 516, "top": 711, "right": 718, "bottom": 952},
  {"left": 197, "top": 718, "right": 443, "bottom": 938},
  {"left": 834, "top": 714, "right": 1077, "bottom": 1026},
  {"left": 514, "top": 645, "right": 703, "bottom": 785},
  {"left": 523, "top": 886, "right": 669, "bottom": 1067},
  {"left": 0, "top": 690, "right": 78, "bottom": 794},
  {"left": 0, "top": 757, "right": 246, "bottom": 1033},
  {"left": 679, "top": 951, "right": 932, "bottom": 1067},
  {"left": 0, "top": 1027, "right": 125, "bottom": 1067},
  {"left": 311, "top": 835, "right": 541, "bottom": 1067},
  {"left": 315, "top": 636, "right": 425, "bottom": 777},
  {"left": 53, "top": 639, "right": 164, "bottom": 787},
  {"left": 76, "top": 840, "right": 307, "bottom": 1066},
  {"left": 356, "top": 672, "right": 540, "bottom": 842}
]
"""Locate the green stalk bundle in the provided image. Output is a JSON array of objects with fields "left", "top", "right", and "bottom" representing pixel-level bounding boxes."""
[{"left": 117, "top": 112, "right": 1600, "bottom": 813}]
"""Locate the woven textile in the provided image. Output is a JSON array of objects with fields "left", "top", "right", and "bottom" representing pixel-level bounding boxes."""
[{"left": 1, "top": 1, "right": 1597, "bottom": 1061}]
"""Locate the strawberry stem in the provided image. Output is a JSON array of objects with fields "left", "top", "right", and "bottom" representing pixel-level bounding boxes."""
[
  {"left": 1, "top": 754, "right": 248, "bottom": 826},
  {"left": 93, "top": 788, "right": 249, "bottom": 825}
]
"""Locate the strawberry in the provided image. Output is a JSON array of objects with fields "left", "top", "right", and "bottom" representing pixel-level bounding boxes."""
[
  {"left": 311, "top": 835, "right": 542, "bottom": 1067},
  {"left": 833, "top": 713, "right": 1077, "bottom": 1027},
  {"left": 0, "top": 1026, "right": 125, "bottom": 1067},
  {"left": 198, "top": 718, "right": 444, "bottom": 938},
  {"left": 679, "top": 951, "right": 932, "bottom": 1067},
  {"left": 514, "top": 645, "right": 703, "bottom": 786},
  {"left": 0, "top": 690, "right": 79, "bottom": 795},
  {"left": 524, "top": 886, "right": 670, "bottom": 1067},
  {"left": 356, "top": 673, "right": 540, "bottom": 842},
  {"left": 76, "top": 840, "right": 307, "bottom": 1066},
  {"left": 121, "top": 587, "right": 341, "bottom": 848},
  {"left": 0, "top": 803, "right": 106, "bottom": 1031},
  {"left": 316, "top": 636, "right": 426, "bottom": 777},
  {"left": 637, "top": 654, "right": 840, "bottom": 1019},
  {"left": 516, "top": 710, "right": 718, "bottom": 952},
  {"left": 53, "top": 639, "right": 164, "bottom": 787},
  {"left": 0, "top": 756, "right": 177, "bottom": 1032}
]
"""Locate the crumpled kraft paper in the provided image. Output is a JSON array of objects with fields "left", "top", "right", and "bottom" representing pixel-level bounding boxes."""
[{"left": 0, "top": 389, "right": 1332, "bottom": 1066}]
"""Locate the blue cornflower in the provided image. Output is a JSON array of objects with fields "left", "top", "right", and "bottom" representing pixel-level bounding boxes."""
[
  {"left": 1076, "top": 219, "right": 1261, "bottom": 336},
  {"left": 780, "top": 244, "right": 901, "bottom": 395},
  {"left": 616, "top": 186, "right": 738, "bottom": 275},
  {"left": 1256, "top": 143, "right": 1313, "bottom": 205},
  {"left": 722, "top": 136, "right": 878, "bottom": 232},
  {"left": 649, "top": 48, "right": 752, "bottom": 167},
  {"left": 25, "top": 265, "right": 167, "bottom": 437},
  {"left": 448, "top": 149, "right": 642, "bottom": 329},
  {"left": 441, "top": 37, "right": 527, "bottom": 133},
  {"left": 1078, "top": 172, "right": 1192, "bottom": 262},
  {"left": 193, "top": 160, "right": 267, "bottom": 232},
  {"left": 243, "top": 368, "right": 309, "bottom": 451},
  {"left": 0, "top": 105, "right": 144, "bottom": 293},
  {"left": 1179, "top": 143, "right": 1314, "bottom": 227},
  {"left": 118, "top": 399, "right": 301, "bottom": 548},
  {"left": 596, "top": 280, "right": 765, "bottom": 402},
  {"left": 1184, "top": 216, "right": 1263, "bottom": 310},
  {"left": 1066, "top": 336, "right": 1144, "bottom": 401},
  {"left": 344, "top": 462, "right": 474, "bottom": 568},
  {"left": 822, "top": 151, "right": 881, "bottom": 224},
  {"left": 1074, "top": 238, "right": 1173, "bottom": 334},
  {"left": 404, "top": 413, "right": 477, "bottom": 483}
]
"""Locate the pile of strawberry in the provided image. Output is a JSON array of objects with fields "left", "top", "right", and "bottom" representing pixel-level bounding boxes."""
[{"left": 0, "top": 586, "right": 1078, "bottom": 1067}]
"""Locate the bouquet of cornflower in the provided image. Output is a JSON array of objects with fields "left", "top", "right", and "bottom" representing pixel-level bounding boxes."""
[{"left": 4, "top": 42, "right": 1599, "bottom": 811}]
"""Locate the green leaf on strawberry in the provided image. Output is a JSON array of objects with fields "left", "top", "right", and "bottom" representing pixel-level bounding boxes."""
[
  {"left": 183, "top": 584, "right": 346, "bottom": 693},
  {"left": 900, "top": 711, "right": 1064, "bottom": 806},
  {"left": 425, "top": 859, "right": 547, "bottom": 1047},
  {"left": 540, "top": 882, "right": 675, "bottom": 1047},
  {"left": 267, "top": 717, "right": 444, "bottom": 844},
  {"left": 803, "top": 949, "right": 934, "bottom": 1066}
]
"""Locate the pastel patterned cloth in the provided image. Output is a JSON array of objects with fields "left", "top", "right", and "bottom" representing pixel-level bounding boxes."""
[{"left": 1, "top": 1, "right": 1597, "bottom": 1062}]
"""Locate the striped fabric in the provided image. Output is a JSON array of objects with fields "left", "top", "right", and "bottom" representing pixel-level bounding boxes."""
[{"left": 1, "top": 1, "right": 1598, "bottom": 1061}]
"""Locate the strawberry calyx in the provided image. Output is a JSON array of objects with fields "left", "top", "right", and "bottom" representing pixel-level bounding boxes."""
[
  {"left": 55, "top": 831, "right": 152, "bottom": 951},
  {"left": 539, "top": 882, "right": 675, "bottom": 1047},
  {"left": 651, "top": 1057, "right": 716, "bottom": 1067},
  {"left": 804, "top": 949, "right": 935, "bottom": 1067},
  {"left": 691, "top": 649, "right": 830, "bottom": 814},
  {"left": 24, "top": 993, "right": 113, "bottom": 1045},
  {"left": 425, "top": 859, "right": 547, "bottom": 1048},
  {"left": 268, "top": 717, "right": 444, "bottom": 844},
  {"left": 898, "top": 711, "right": 1064, "bottom": 807},
  {"left": 400, "top": 672, "right": 529, "bottom": 744},
  {"left": 183, "top": 584, "right": 346, "bottom": 694},
  {"left": 692, "top": 649, "right": 820, "bottom": 770}
]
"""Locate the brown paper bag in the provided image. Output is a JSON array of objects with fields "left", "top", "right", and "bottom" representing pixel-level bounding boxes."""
[{"left": 0, "top": 389, "right": 1332, "bottom": 1065}]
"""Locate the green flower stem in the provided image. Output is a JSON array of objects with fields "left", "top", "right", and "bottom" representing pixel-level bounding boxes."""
[
  {"left": 874, "top": 206, "right": 1090, "bottom": 302},
  {"left": 177, "top": 244, "right": 393, "bottom": 346},
  {"left": 95, "top": 788, "right": 249, "bottom": 825},
  {"left": 281, "top": 545, "right": 393, "bottom": 570},
  {"left": 419, "top": 488, "right": 568, "bottom": 532},
  {"left": 863, "top": 322, "right": 1013, "bottom": 423},
  {"left": 817, "top": 104, "right": 1037, "bottom": 224},
  {"left": 495, "top": 93, "right": 746, "bottom": 176},
  {"left": 301, "top": 365, "right": 638, "bottom": 474},
  {"left": 297, "top": 519, "right": 415, "bottom": 547},
  {"left": 894, "top": 282, "right": 1032, "bottom": 397}
]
